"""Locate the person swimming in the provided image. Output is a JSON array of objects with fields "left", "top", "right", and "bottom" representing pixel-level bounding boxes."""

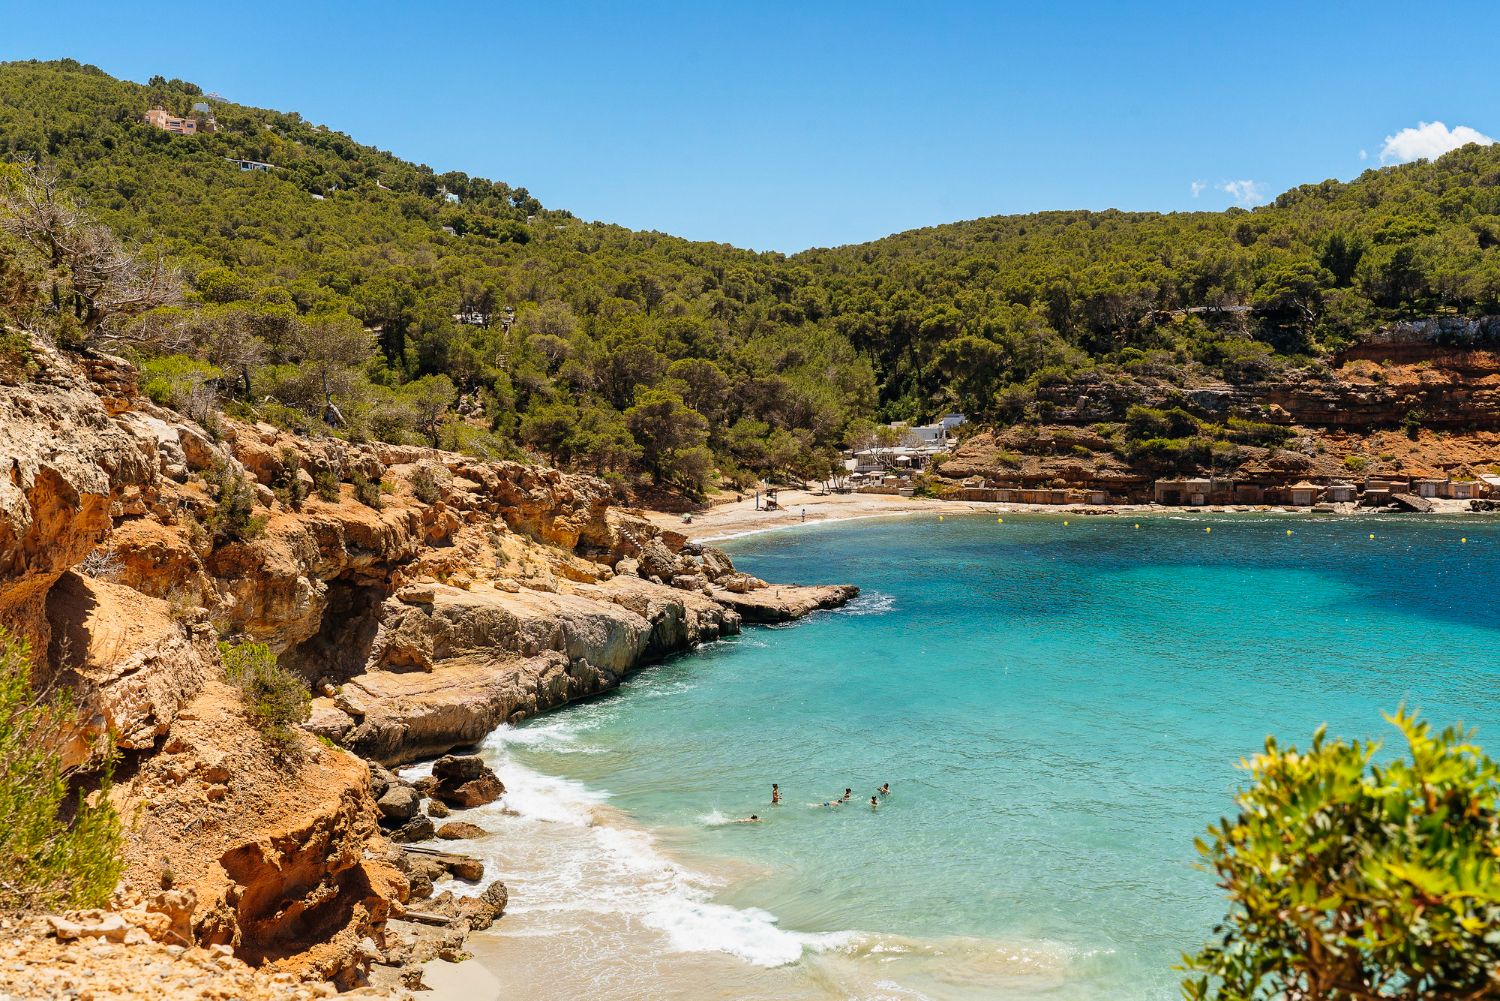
[
  {"left": 727, "top": 815, "right": 762, "bottom": 823},
  {"left": 870, "top": 796, "right": 879, "bottom": 809},
  {"left": 840, "top": 788, "right": 852, "bottom": 802},
  {"left": 878, "top": 783, "right": 890, "bottom": 797},
  {"left": 771, "top": 783, "right": 781, "bottom": 805},
  {"left": 811, "top": 798, "right": 843, "bottom": 807}
]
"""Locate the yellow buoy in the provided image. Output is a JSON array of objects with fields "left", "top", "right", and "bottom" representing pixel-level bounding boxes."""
[
  {"left": 997, "top": 517, "right": 1003, "bottom": 523},
  {"left": 1134, "top": 524, "right": 1139, "bottom": 529},
  {"left": 1287, "top": 530, "right": 1293, "bottom": 535},
  {"left": 1462, "top": 538, "right": 1467, "bottom": 543},
  {"left": 939, "top": 516, "right": 944, "bottom": 521},
  {"left": 1206, "top": 527, "right": 1211, "bottom": 533},
  {"left": 1063, "top": 520, "right": 1069, "bottom": 526},
  {"left": 1369, "top": 534, "right": 1375, "bottom": 539}
]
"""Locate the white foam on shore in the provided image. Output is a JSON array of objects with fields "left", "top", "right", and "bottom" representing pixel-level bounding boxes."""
[
  {"left": 416, "top": 724, "right": 858, "bottom": 969},
  {"left": 412, "top": 721, "right": 1095, "bottom": 988}
]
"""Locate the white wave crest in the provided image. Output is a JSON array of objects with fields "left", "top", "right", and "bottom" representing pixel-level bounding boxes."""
[{"left": 833, "top": 590, "right": 896, "bottom": 616}]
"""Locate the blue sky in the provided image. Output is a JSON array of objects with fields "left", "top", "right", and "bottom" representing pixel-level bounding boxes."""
[{"left": 4, "top": 1, "right": 1499, "bottom": 252}]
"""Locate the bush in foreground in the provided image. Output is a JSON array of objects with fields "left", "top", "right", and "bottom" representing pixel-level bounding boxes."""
[
  {"left": 1182, "top": 708, "right": 1500, "bottom": 1000},
  {"left": 219, "top": 641, "right": 311, "bottom": 750},
  {"left": 0, "top": 626, "right": 123, "bottom": 911}
]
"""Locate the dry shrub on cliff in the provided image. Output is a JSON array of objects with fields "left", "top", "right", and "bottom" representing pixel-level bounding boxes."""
[
  {"left": 0, "top": 626, "right": 124, "bottom": 911},
  {"left": 411, "top": 463, "right": 445, "bottom": 505},
  {"left": 219, "top": 641, "right": 311, "bottom": 751}
]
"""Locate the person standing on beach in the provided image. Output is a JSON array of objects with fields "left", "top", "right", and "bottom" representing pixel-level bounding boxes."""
[{"left": 771, "top": 784, "right": 781, "bottom": 806}]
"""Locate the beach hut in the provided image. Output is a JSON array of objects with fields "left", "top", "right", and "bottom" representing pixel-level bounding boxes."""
[
  {"left": 1448, "top": 480, "right": 1481, "bottom": 500},
  {"left": 1326, "top": 483, "right": 1357, "bottom": 503},
  {"left": 1289, "top": 481, "right": 1320, "bottom": 506},
  {"left": 1234, "top": 484, "right": 1264, "bottom": 504},
  {"left": 1412, "top": 478, "right": 1445, "bottom": 498},
  {"left": 1153, "top": 479, "right": 1186, "bottom": 505},
  {"left": 1184, "top": 478, "right": 1212, "bottom": 506}
]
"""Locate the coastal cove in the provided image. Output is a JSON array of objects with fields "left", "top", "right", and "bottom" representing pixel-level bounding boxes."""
[{"left": 444, "top": 512, "right": 1500, "bottom": 1000}]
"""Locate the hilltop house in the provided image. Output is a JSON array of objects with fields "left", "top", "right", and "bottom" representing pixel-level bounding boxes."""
[{"left": 145, "top": 107, "right": 196, "bottom": 135}]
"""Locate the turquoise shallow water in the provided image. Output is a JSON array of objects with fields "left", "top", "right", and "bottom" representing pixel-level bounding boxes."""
[{"left": 493, "top": 512, "right": 1500, "bottom": 999}]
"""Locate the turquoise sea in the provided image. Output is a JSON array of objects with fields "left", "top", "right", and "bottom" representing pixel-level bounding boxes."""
[{"left": 441, "top": 512, "right": 1500, "bottom": 1000}]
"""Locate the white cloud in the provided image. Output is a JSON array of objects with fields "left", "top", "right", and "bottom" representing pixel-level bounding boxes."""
[
  {"left": 1379, "top": 121, "right": 1494, "bottom": 164},
  {"left": 1218, "top": 180, "right": 1264, "bottom": 205},
  {"left": 1190, "top": 181, "right": 1206, "bottom": 198},
  {"left": 1359, "top": 149, "right": 1368, "bottom": 160}
]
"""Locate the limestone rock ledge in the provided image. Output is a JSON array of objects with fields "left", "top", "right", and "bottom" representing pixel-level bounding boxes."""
[{"left": 306, "top": 573, "right": 849, "bottom": 766}]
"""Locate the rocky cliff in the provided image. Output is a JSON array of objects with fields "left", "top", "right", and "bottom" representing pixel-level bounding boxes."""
[
  {"left": 0, "top": 335, "right": 855, "bottom": 994},
  {"left": 940, "top": 332, "right": 1500, "bottom": 495}
]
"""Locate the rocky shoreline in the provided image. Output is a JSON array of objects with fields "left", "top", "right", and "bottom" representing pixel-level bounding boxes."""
[{"left": 0, "top": 336, "right": 856, "bottom": 998}]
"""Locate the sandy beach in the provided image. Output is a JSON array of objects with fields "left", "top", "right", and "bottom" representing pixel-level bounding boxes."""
[
  {"left": 643, "top": 488, "right": 1012, "bottom": 541},
  {"left": 643, "top": 488, "right": 1491, "bottom": 542}
]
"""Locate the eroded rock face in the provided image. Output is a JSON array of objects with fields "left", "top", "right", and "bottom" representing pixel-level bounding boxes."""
[
  {"left": 0, "top": 345, "right": 155, "bottom": 581},
  {"left": 112, "top": 682, "right": 406, "bottom": 986},
  {"left": 39, "top": 571, "right": 216, "bottom": 767}
]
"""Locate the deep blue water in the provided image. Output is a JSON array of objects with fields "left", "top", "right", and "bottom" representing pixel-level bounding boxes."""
[{"left": 500, "top": 512, "right": 1500, "bottom": 998}]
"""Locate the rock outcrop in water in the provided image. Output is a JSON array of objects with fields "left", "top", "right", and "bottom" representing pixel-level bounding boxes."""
[{"left": 0, "top": 334, "right": 856, "bottom": 994}]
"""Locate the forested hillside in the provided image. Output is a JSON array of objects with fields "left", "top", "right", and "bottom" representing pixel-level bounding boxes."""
[{"left": 4, "top": 58, "right": 1500, "bottom": 495}]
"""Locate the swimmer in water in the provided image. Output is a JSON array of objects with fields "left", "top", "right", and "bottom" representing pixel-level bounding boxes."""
[
  {"left": 771, "top": 783, "right": 781, "bottom": 805},
  {"left": 878, "top": 783, "right": 890, "bottom": 797},
  {"left": 811, "top": 798, "right": 843, "bottom": 808},
  {"left": 870, "top": 796, "right": 879, "bottom": 809},
  {"left": 727, "top": 815, "right": 762, "bottom": 823},
  {"left": 840, "top": 788, "right": 852, "bottom": 802}
]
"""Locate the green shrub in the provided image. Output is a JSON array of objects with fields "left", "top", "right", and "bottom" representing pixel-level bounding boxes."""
[
  {"left": 0, "top": 329, "right": 35, "bottom": 381},
  {"left": 201, "top": 460, "right": 267, "bottom": 543},
  {"left": 1401, "top": 408, "right": 1426, "bottom": 440},
  {"left": 140, "top": 355, "right": 220, "bottom": 409},
  {"left": 1126, "top": 435, "right": 1210, "bottom": 469},
  {"left": 1343, "top": 454, "right": 1369, "bottom": 472},
  {"left": 313, "top": 465, "right": 341, "bottom": 502},
  {"left": 1183, "top": 709, "right": 1500, "bottom": 1001},
  {"left": 0, "top": 626, "right": 123, "bottom": 910},
  {"left": 271, "top": 447, "right": 309, "bottom": 509},
  {"left": 219, "top": 641, "right": 311, "bottom": 749},
  {"left": 1223, "top": 416, "right": 1292, "bottom": 448},
  {"left": 1125, "top": 405, "right": 1199, "bottom": 442},
  {"left": 350, "top": 468, "right": 382, "bottom": 509}
]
